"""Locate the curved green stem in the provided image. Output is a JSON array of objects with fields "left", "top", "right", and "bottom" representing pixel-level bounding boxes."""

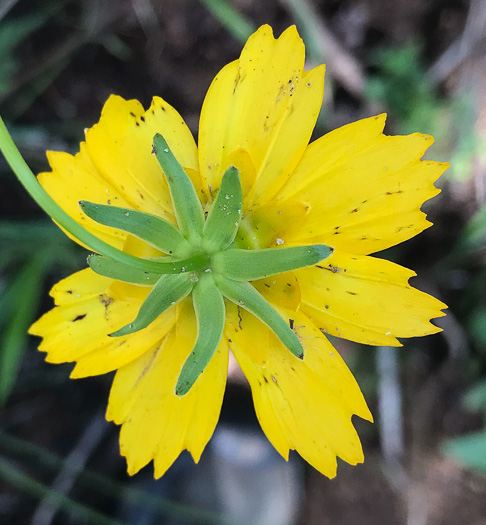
[{"left": 0, "top": 116, "right": 166, "bottom": 273}]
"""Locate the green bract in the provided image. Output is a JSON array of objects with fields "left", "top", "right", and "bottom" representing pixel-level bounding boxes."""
[{"left": 80, "top": 133, "right": 333, "bottom": 395}]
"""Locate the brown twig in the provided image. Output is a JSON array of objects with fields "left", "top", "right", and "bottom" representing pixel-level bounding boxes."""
[
  {"left": 30, "top": 411, "right": 108, "bottom": 525},
  {"left": 428, "top": 0, "right": 486, "bottom": 85}
]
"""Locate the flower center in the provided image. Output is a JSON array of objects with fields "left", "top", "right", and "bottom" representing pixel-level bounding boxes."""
[{"left": 80, "top": 133, "right": 333, "bottom": 395}]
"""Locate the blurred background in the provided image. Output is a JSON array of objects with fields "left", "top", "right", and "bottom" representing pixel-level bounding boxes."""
[{"left": 1, "top": 0, "right": 486, "bottom": 524}]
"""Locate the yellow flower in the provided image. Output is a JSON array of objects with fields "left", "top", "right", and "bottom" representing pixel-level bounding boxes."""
[{"left": 29, "top": 25, "right": 447, "bottom": 478}]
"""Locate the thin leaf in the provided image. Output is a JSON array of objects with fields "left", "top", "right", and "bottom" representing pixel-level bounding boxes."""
[
  {"left": 0, "top": 254, "right": 48, "bottom": 404},
  {"left": 197, "top": 0, "right": 255, "bottom": 44},
  {"left": 0, "top": 430, "right": 232, "bottom": 524},
  {"left": 0, "top": 117, "right": 171, "bottom": 274},
  {"left": 0, "top": 457, "right": 126, "bottom": 525}
]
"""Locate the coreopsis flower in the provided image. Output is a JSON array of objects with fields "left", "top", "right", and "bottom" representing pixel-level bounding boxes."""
[{"left": 29, "top": 25, "right": 447, "bottom": 478}]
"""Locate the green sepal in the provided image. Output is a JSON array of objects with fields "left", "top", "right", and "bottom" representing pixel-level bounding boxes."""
[
  {"left": 91, "top": 252, "right": 210, "bottom": 277},
  {"left": 110, "top": 273, "right": 194, "bottom": 337},
  {"left": 212, "top": 245, "right": 333, "bottom": 281},
  {"left": 88, "top": 255, "right": 162, "bottom": 285},
  {"left": 175, "top": 275, "right": 225, "bottom": 396},
  {"left": 215, "top": 275, "right": 304, "bottom": 359},
  {"left": 79, "top": 201, "right": 191, "bottom": 257},
  {"left": 153, "top": 133, "right": 204, "bottom": 243},
  {"left": 202, "top": 166, "right": 242, "bottom": 253}
]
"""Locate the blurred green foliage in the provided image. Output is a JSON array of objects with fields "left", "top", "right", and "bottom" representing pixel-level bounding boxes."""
[
  {"left": 198, "top": 0, "right": 254, "bottom": 43},
  {"left": 443, "top": 379, "right": 486, "bottom": 474},
  {"left": 0, "top": 221, "right": 81, "bottom": 405},
  {"left": 0, "top": 13, "right": 48, "bottom": 98},
  {"left": 0, "top": 429, "right": 231, "bottom": 524},
  {"left": 367, "top": 43, "right": 486, "bottom": 182},
  {"left": 367, "top": 44, "right": 445, "bottom": 137}
]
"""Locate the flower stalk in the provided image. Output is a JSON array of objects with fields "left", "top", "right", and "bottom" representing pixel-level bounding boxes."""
[{"left": 0, "top": 116, "right": 166, "bottom": 273}]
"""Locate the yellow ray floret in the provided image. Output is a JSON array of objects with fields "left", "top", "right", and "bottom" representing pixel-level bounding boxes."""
[
  {"left": 296, "top": 252, "right": 446, "bottom": 346},
  {"left": 198, "top": 25, "right": 325, "bottom": 208},
  {"left": 29, "top": 269, "right": 176, "bottom": 375},
  {"left": 273, "top": 114, "right": 449, "bottom": 254},
  {"left": 230, "top": 307, "right": 372, "bottom": 478},
  {"left": 106, "top": 299, "right": 228, "bottom": 477}
]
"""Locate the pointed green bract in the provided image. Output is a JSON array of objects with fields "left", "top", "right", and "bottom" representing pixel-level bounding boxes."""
[
  {"left": 215, "top": 275, "right": 304, "bottom": 359},
  {"left": 88, "top": 255, "right": 162, "bottom": 285},
  {"left": 212, "top": 245, "right": 332, "bottom": 281},
  {"left": 95, "top": 251, "right": 211, "bottom": 276},
  {"left": 175, "top": 275, "right": 225, "bottom": 396},
  {"left": 110, "top": 273, "right": 194, "bottom": 337},
  {"left": 149, "top": 252, "right": 211, "bottom": 274},
  {"left": 91, "top": 252, "right": 211, "bottom": 277},
  {"left": 202, "top": 166, "right": 242, "bottom": 253},
  {"left": 79, "top": 201, "right": 191, "bottom": 256},
  {"left": 153, "top": 133, "right": 204, "bottom": 243}
]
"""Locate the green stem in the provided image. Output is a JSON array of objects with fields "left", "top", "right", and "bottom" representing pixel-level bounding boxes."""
[{"left": 0, "top": 116, "right": 167, "bottom": 273}]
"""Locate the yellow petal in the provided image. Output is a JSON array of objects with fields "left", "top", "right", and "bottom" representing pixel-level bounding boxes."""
[
  {"left": 252, "top": 271, "right": 301, "bottom": 311},
  {"left": 70, "top": 306, "right": 176, "bottom": 378},
  {"left": 30, "top": 268, "right": 118, "bottom": 356},
  {"left": 224, "top": 302, "right": 271, "bottom": 366},
  {"left": 239, "top": 200, "right": 309, "bottom": 249},
  {"left": 223, "top": 147, "right": 257, "bottom": 199},
  {"left": 106, "top": 298, "right": 228, "bottom": 477},
  {"left": 48, "top": 268, "right": 113, "bottom": 306},
  {"left": 224, "top": 272, "right": 301, "bottom": 367},
  {"left": 275, "top": 115, "right": 448, "bottom": 254},
  {"left": 31, "top": 291, "right": 142, "bottom": 364},
  {"left": 297, "top": 251, "right": 446, "bottom": 346},
  {"left": 38, "top": 95, "right": 200, "bottom": 250},
  {"left": 199, "top": 25, "right": 325, "bottom": 209},
  {"left": 38, "top": 150, "right": 130, "bottom": 250},
  {"left": 85, "top": 95, "right": 199, "bottom": 218},
  {"left": 200, "top": 147, "right": 257, "bottom": 212},
  {"left": 29, "top": 269, "right": 174, "bottom": 372},
  {"left": 231, "top": 307, "right": 371, "bottom": 477}
]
